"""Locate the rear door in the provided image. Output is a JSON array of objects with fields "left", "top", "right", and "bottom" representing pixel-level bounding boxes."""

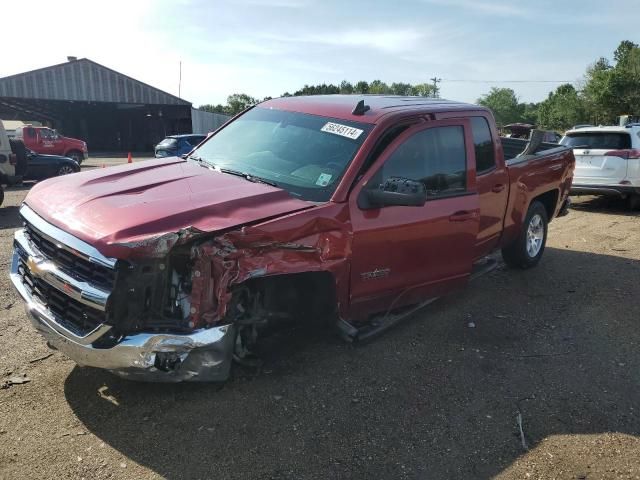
[
  {"left": 470, "top": 117, "right": 509, "bottom": 259},
  {"left": 348, "top": 120, "right": 480, "bottom": 317},
  {"left": 561, "top": 131, "right": 632, "bottom": 185}
]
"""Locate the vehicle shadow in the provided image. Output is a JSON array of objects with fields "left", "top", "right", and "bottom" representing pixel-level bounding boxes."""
[
  {"left": 571, "top": 195, "right": 639, "bottom": 216},
  {"left": 4, "top": 183, "right": 33, "bottom": 193},
  {"left": 0, "top": 205, "right": 22, "bottom": 230},
  {"left": 64, "top": 247, "right": 640, "bottom": 479}
]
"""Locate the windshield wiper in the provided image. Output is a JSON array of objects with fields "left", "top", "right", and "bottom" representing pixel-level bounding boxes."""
[
  {"left": 187, "top": 155, "right": 278, "bottom": 187},
  {"left": 218, "top": 167, "right": 278, "bottom": 187},
  {"left": 187, "top": 154, "right": 211, "bottom": 167}
]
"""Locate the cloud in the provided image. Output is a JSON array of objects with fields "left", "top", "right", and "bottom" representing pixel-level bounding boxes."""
[
  {"left": 421, "top": 0, "right": 530, "bottom": 17},
  {"left": 265, "top": 28, "right": 426, "bottom": 54},
  {"left": 236, "top": 0, "right": 311, "bottom": 7}
]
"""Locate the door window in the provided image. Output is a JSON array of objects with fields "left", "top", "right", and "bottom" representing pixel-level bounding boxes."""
[
  {"left": 369, "top": 126, "right": 467, "bottom": 199},
  {"left": 470, "top": 117, "right": 496, "bottom": 174},
  {"left": 40, "top": 128, "right": 55, "bottom": 140}
]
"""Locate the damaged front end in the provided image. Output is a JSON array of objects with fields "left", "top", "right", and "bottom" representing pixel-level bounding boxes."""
[{"left": 10, "top": 204, "right": 350, "bottom": 382}]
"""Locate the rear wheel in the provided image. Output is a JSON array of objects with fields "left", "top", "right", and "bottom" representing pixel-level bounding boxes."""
[
  {"left": 628, "top": 194, "right": 640, "bottom": 211},
  {"left": 67, "top": 151, "right": 83, "bottom": 165},
  {"left": 502, "top": 201, "right": 548, "bottom": 269},
  {"left": 57, "top": 164, "right": 75, "bottom": 176}
]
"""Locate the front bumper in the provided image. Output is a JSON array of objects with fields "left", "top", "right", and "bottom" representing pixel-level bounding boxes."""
[{"left": 10, "top": 233, "right": 235, "bottom": 382}]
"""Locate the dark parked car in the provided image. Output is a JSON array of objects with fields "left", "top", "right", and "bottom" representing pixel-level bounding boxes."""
[
  {"left": 155, "top": 134, "right": 207, "bottom": 158},
  {"left": 25, "top": 149, "right": 80, "bottom": 179}
]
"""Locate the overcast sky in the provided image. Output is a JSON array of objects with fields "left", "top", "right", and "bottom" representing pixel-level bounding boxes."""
[{"left": 3, "top": 0, "right": 638, "bottom": 106}]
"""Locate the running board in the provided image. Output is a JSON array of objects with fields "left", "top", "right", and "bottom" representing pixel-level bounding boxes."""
[
  {"left": 470, "top": 257, "right": 498, "bottom": 281},
  {"left": 336, "top": 257, "right": 499, "bottom": 343},
  {"left": 337, "top": 298, "right": 438, "bottom": 343}
]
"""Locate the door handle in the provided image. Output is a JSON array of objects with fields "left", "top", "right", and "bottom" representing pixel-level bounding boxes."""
[
  {"left": 449, "top": 211, "right": 478, "bottom": 222},
  {"left": 491, "top": 184, "right": 506, "bottom": 193}
]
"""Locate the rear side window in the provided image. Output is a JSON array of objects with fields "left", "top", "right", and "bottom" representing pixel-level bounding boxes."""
[
  {"left": 470, "top": 117, "right": 496, "bottom": 173},
  {"left": 25, "top": 128, "right": 36, "bottom": 139},
  {"left": 157, "top": 138, "right": 178, "bottom": 148},
  {"left": 561, "top": 132, "right": 631, "bottom": 149},
  {"left": 370, "top": 126, "right": 467, "bottom": 198},
  {"left": 185, "top": 136, "right": 206, "bottom": 146}
]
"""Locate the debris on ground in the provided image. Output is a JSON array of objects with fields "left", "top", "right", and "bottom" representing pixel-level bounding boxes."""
[
  {"left": 29, "top": 353, "right": 53, "bottom": 364},
  {"left": 1, "top": 374, "right": 31, "bottom": 389}
]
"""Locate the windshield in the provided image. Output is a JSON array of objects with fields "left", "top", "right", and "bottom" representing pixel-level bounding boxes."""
[
  {"left": 561, "top": 132, "right": 631, "bottom": 150},
  {"left": 191, "top": 107, "right": 371, "bottom": 201}
]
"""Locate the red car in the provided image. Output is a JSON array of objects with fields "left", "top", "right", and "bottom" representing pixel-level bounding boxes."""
[
  {"left": 14, "top": 125, "right": 88, "bottom": 164},
  {"left": 10, "top": 95, "right": 574, "bottom": 382}
]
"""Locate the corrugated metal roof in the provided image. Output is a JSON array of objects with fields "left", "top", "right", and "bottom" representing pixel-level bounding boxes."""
[{"left": 0, "top": 58, "right": 190, "bottom": 106}]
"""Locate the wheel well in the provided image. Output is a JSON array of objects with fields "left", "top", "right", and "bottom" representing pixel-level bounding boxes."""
[
  {"left": 241, "top": 271, "right": 337, "bottom": 324},
  {"left": 531, "top": 189, "right": 559, "bottom": 221}
]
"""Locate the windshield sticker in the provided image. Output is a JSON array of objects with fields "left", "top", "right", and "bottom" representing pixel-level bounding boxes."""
[
  {"left": 316, "top": 173, "right": 333, "bottom": 186},
  {"left": 321, "top": 122, "right": 363, "bottom": 140}
]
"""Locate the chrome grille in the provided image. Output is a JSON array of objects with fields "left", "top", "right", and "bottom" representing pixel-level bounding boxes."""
[
  {"left": 24, "top": 221, "right": 116, "bottom": 290},
  {"left": 12, "top": 205, "right": 117, "bottom": 339},
  {"left": 15, "top": 248, "right": 105, "bottom": 336}
]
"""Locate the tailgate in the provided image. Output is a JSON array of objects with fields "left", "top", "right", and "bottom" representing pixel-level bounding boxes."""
[{"left": 573, "top": 149, "right": 627, "bottom": 185}]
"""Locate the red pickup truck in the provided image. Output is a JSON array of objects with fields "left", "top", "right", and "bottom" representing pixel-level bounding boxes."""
[
  {"left": 14, "top": 125, "right": 88, "bottom": 164},
  {"left": 10, "top": 96, "right": 574, "bottom": 382}
]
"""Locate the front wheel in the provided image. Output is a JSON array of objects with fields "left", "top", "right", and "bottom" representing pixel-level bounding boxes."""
[
  {"left": 67, "top": 151, "right": 83, "bottom": 165},
  {"left": 502, "top": 201, "right": 548, "bottom": 269},
  {"left": 57, "top": 164, "right": 76, "bottom": 176}
]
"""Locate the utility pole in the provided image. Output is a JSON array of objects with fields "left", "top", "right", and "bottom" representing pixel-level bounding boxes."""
[
  {"left": 430, "top": 76, "right": 441, "bottom": 98},
  {"left": 178, "top": 61, "right": 182, "bottom": 99}
]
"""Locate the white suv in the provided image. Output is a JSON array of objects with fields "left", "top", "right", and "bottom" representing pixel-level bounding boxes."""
[
  {"left": 0, "top": 120, "right": 22, "bottom": 206},
  {"left": 562, "top": 125, "right": 640, "bottom": 209}
]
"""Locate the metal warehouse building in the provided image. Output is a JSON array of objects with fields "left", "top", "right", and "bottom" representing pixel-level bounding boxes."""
[{"left": 0, "top": 57, "right": 229, "bottom": 151}]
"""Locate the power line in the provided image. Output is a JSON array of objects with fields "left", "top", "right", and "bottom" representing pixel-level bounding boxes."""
[{"left": 442, "top": 79, "right": 575, "bottom": 84}]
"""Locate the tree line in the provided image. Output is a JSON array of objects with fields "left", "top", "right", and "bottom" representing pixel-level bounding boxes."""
[
  {"left": 200, "top": 40, "right": 640, "bottom": 131},
  {"left": 199, "top": 80, "right": 438, "bottom": 117}
]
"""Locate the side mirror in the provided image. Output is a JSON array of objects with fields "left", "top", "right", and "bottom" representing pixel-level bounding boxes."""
[{"left": 362, "top": 177, "right": 427, "bottom": 209}]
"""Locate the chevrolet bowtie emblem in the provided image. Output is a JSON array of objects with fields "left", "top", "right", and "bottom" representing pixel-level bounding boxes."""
[{"left": 26, "top": 257, "right": 44, "bottom": 277}]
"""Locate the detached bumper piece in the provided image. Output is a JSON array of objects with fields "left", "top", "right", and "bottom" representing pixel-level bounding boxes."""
[
  {"left": 10, "top": 205, "right": 235, "bottom": 382},
  {"left": 557, "top": 197, "right": 571, "bottom": 217}
]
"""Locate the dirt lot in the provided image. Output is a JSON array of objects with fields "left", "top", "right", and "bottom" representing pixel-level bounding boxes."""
[{"left": 0, "top": 183, "right": 639, "bottom": 479}]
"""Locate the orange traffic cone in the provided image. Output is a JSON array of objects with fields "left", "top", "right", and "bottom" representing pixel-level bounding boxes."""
[{"left": 127, "top": 152, "right": 132, "bottom": 163}]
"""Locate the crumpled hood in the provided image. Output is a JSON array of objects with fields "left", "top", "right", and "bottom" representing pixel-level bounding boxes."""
[{"left": 25, "top": 157, "right": 312, "bottom": 259}]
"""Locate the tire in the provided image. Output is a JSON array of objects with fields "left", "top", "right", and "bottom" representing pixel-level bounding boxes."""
[
  {"left": 57, "top": 164, "right": 76, "bottom": 176},
  {"left": 502, "top": 201, "right": 548, "bottom": 269},
  {"left": 628, "top": 194, "right": 640, "bottom": 211},
  {"left": 0, "top": 187, "right": 4, "bottom": 207},
  {"left": 67, "top": 151, "right": 83, "bottom": 165}
]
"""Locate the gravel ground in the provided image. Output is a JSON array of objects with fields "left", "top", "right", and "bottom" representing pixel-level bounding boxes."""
[{"left": 0, "top": 184, "right": 638, "bottom": 480}]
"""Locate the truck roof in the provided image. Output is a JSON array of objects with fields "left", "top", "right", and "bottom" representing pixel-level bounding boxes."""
[{"left": 262, "top": 95, "right": 488, "bottom": 124}]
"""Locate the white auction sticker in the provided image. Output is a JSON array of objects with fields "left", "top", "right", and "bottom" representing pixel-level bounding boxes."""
[
  {"left": 321, "top": 122, "right": 363, "bottom": 140},
  {"left": 316, "top": 173, "right": 333, "bottom": 186}
]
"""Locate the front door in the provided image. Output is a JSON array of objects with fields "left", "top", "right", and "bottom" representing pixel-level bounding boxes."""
[
  {"left": 38, "top": 129, "right": 57, "bottom": 154},
  {"left": 348, "top": 120, "right": 480, "bottom": 318}
]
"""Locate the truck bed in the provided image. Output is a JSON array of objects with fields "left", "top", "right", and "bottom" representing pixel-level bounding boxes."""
[{"left": 501, "top": 137, "right": 566, "bottom": 163}]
